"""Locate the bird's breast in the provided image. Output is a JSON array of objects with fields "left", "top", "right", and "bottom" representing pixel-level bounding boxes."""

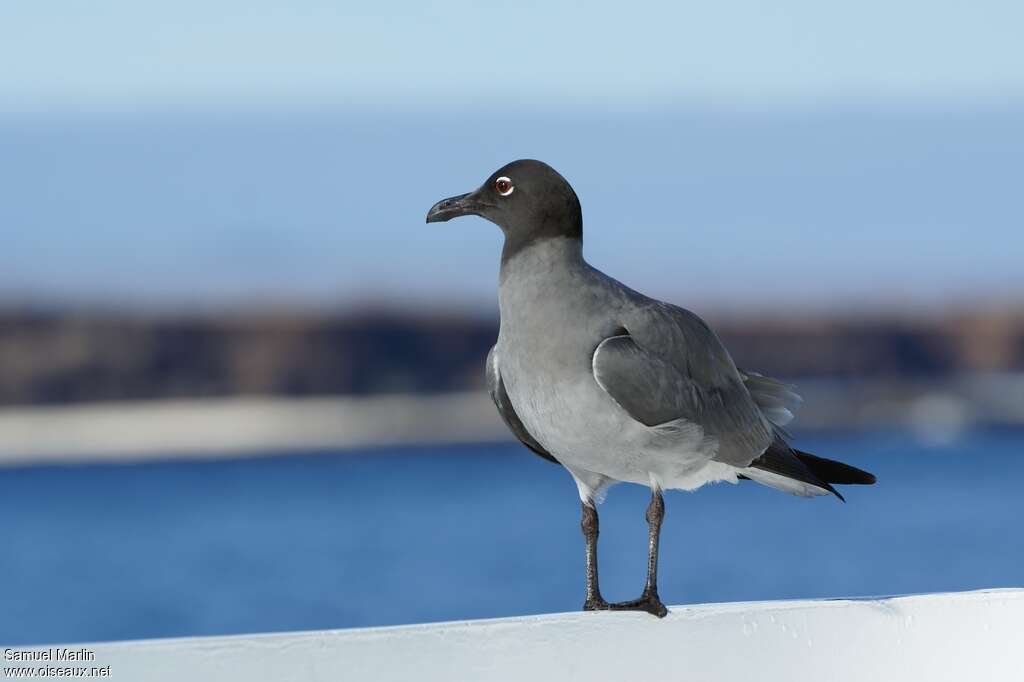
[{"left": 496, "top": 304, "right": 626, "bottom": 461}]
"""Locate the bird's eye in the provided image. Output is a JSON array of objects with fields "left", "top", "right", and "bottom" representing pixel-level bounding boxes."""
[{"left": 495, "top": 177, "right": 514, "bottom": 196}]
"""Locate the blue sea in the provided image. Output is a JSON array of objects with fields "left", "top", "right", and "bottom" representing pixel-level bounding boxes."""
[{"left": 1, "top": 428, "right": 1022, "bottom": 646}]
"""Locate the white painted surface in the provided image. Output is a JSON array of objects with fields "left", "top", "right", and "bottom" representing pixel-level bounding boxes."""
[{"left": 19, "top": 590, "right": 1024, "bottom": 682}]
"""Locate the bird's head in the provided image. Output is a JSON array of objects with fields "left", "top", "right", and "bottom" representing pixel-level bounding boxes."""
[{"left": 426, "top": 160, "right": 582, "bottom": 252}]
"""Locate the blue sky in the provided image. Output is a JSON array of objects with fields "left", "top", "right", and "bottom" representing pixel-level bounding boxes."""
[
  {"left": 3, "top": 1, "right": 1023, "bottom": 111},
  {"left": 1, "top": 3, "right": 1021, "bottom": 312}
]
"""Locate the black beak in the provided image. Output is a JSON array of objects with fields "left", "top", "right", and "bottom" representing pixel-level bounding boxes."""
[{"left": 425, "top": 190, "right": 490, "bottom": 223}]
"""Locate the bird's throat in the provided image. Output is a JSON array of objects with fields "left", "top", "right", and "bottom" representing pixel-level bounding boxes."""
[{"left": 499, "top": 235, "right": 584, "bottom": 278}]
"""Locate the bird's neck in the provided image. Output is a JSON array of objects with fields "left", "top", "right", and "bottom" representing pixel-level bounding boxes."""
[
  {"left": 500, "top": 205, "right": 583, "bottom": 268},
  {"left": 499, "top": 235, "right": 585, "bottom": 286},
  {"left": 497, "top": 236, "right": 594, "bottom": 350}
]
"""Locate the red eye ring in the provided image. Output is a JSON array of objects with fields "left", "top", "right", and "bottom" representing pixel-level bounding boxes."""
[{"left": 495, "top": 176, "right": 514, "bottom": 196}]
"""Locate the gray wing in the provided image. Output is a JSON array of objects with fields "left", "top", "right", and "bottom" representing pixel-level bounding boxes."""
[
  {"left": 592, "top": 303, "right": 774, "bottom": 467},
  {"left": 486, "top": 346, "right": 558, "bottom": 464}
]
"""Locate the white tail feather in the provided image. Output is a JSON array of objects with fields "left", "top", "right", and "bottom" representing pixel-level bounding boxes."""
[{"left": 738, "top": 466, "right": 832, "bottom": 498}]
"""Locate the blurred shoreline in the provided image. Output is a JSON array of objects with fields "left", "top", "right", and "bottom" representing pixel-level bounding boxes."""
[
  {"left": 3, "top": 307, "right": 1022, "bottom": 465},
  {"left": 0, "top": 373, "right": 1020, "bottom": 466},
  {"left": 2, "top": 307, "right": 1023, "bottom": 405}
]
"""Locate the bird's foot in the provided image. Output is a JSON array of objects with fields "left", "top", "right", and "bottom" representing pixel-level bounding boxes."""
[
  {"left": 609, "top": 591, "right": 669, "bottom": 618},
  {"left": 583, "top": 591, "right": 668, "bottom": 618},
  {"left": 606, "top": 593, "right": 671, "bottom": 618}
]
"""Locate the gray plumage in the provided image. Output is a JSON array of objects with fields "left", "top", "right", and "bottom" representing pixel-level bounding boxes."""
[
  {"left": 427, "top": 159, "right": 874, "bottom": 616},
  {"left": 429, "top": 159, "right": 874, "bottom": 501},
  {"left": 486, "top": 345, "right": 556, "bottom": 464}
]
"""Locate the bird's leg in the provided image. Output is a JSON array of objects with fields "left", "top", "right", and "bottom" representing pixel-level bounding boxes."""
[
  {"left": 640, "top": 488, "right": 667, "bottom": 612},
  {"left": 605, "top": 488, "right": 668, "bottom": 617},
  {"left": 580, "top": 500, "right": 609, "bottom": 610}
]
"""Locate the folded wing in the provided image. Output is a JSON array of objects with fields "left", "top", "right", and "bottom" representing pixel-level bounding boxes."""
[{"left": 591, "top": 314, "right": 774, "bottom": 468}]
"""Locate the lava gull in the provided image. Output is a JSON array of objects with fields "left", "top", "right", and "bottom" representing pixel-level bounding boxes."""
[{"left": 426, "top": 159, "right": 876, "bottom": 617}]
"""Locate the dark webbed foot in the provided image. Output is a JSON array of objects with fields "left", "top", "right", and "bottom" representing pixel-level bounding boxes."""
[
  {"left": 607, "top": 591, "right": 668, "bottom": 618},
  {"left": 583, "top": 591, "right": 668, "bottom": 618}
]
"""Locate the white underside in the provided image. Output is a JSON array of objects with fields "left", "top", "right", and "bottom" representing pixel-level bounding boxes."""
[{"left": 563, "top": 444, "right": 831, "bottom": 504}]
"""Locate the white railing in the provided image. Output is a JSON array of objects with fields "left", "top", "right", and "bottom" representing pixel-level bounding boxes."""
[{"left": 6, "top": 589, "right": 1021, "bottom": 681}]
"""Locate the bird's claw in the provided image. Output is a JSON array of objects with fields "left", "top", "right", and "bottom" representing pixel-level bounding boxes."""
[{"left": 583, "top": 591, "right": 668, "bottom": 618}]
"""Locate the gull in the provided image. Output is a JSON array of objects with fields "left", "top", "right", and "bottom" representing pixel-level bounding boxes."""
[{"left": 426, "top": 160, "right": 875, "bottom": 617}]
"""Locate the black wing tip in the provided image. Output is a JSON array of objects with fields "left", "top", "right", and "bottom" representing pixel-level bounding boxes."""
[{"left": 793, "top": 449, "right": 877, "bottom": 487}]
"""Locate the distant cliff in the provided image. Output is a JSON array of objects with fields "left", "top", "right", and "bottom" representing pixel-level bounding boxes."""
[{"left": 0, "top": 308, "right": 1021, "bottom": 406}]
